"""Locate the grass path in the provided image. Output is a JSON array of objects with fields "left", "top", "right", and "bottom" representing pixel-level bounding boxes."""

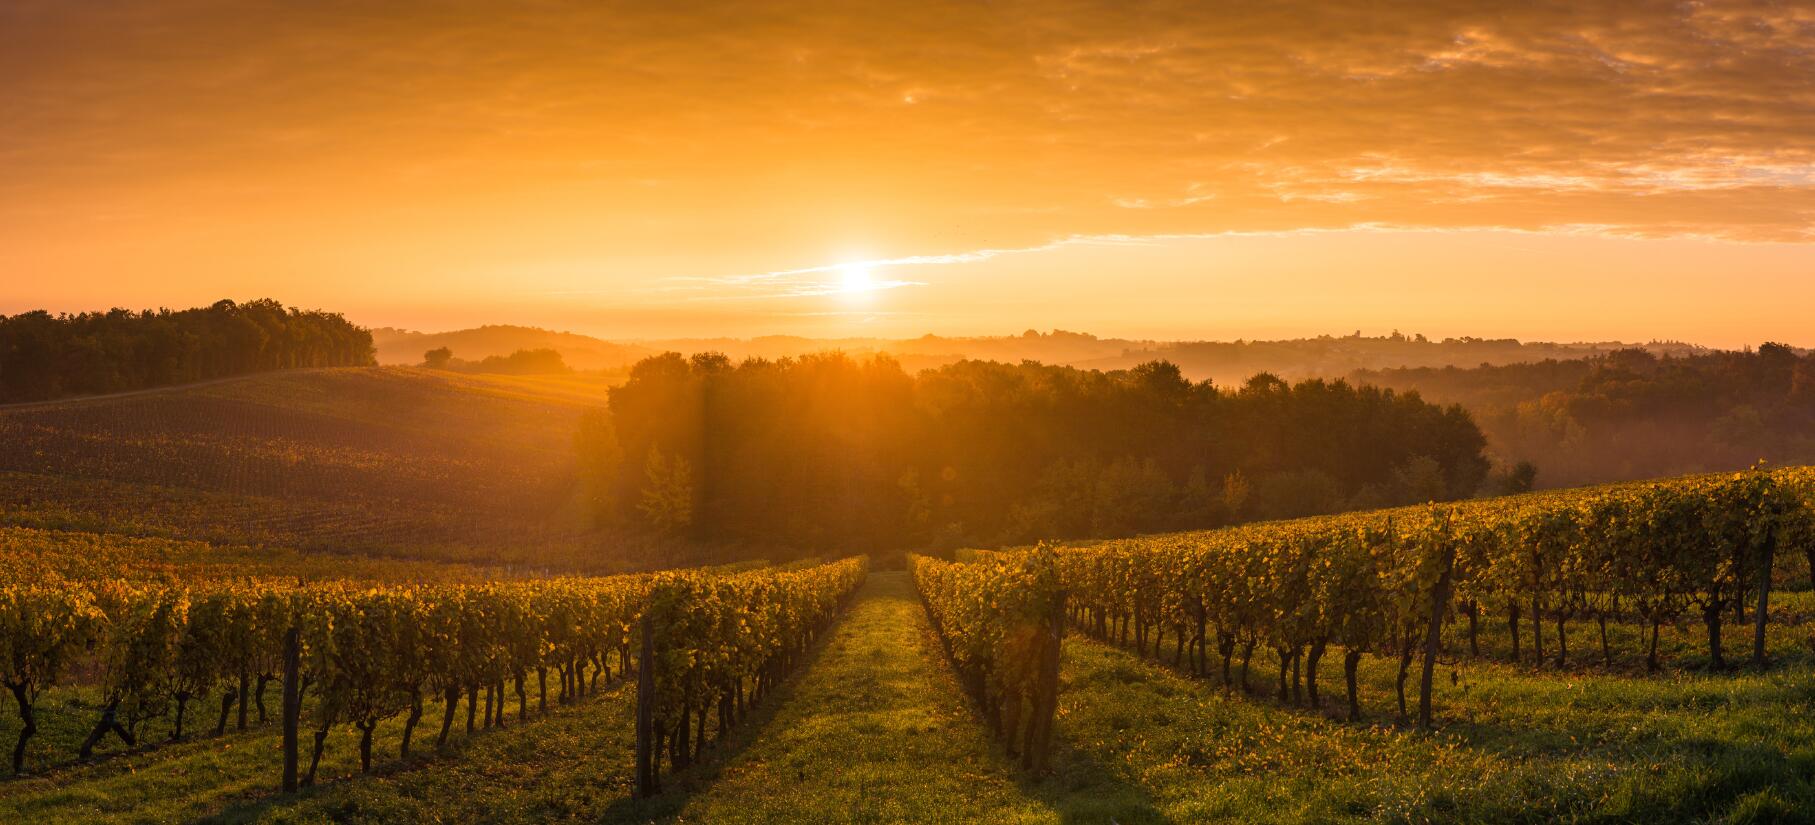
[{"left": 669, "top": 571, "right": 1074, "bottom": 824}]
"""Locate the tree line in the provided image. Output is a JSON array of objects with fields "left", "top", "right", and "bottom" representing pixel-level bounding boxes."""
[
  {"left": 1355, "top": 343, "right": 1815, "bottom": 488},
  {"left": 421, "top": 346, "right": 571, "bottom": 375},
  {"left": 577, "top": 352, "right": 1492, "bottom": 551},
  {"left": 0, "top": 299, "right": 374, "bottom": 403}
]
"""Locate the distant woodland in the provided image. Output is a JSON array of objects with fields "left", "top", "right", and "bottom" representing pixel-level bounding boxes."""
[
  {"left": 421, "top": 346, "right": 572, "bottom": 375},
  {"left": 0, "top": 299, "right": 374, "bottom": 402},
  {"left": 371, "top": 324, "right": 1705, "bottom": 384},
  {"left": 578, "top": 352, "right": 1490, "bottom": 551},
  {"left": 14, "top": 300, "right": 1809, "bottom": 547},
  {"left": 1356, "top": 343, "right": 1815, "bottom": 487}
]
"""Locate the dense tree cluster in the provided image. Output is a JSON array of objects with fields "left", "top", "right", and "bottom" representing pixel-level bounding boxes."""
[
  {"left": 420, "top": 347, "right": 570, "bottom": 375},
  {"left": 579, "top": 352, "right": 1490, "bottom": 551},
  {"left": 0, "top": 299, "right": 373, "bottom": 403},
  {"left": 1356, "top": 343, "right": 1815, "bottom": 488}
]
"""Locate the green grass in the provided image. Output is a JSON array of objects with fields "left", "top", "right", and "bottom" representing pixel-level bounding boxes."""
[
  {"left": 1050, "top": 635, "right": 1815, "bottom": 823},
  {"left": 667, "top": 571, "right": 1077, "bottom": 824},
  {"left": 0, "top": 680, "right": 636, "bottom": 824},
  {"left": 232, "top": 681, "right": 639, "bottom": 825}
]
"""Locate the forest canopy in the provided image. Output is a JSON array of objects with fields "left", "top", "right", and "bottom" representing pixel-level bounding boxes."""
[
  {"left": 0, "top": 299, "right": 374, "bottom": 402},
  {"left": 579, "top": 352, "right": 1490, "bottom": 551},
  {"left": 1354, "top": 343, "right": 1815, "bottom": 488},
  {"left": 421, "top": 346, "right": 571, "bottom": 375}
]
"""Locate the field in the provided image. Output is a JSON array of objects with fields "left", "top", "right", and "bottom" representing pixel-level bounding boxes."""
[
  {"left": 0, "top": 367, "right": 627, "bottom": 570},
  {"left": 4, "top": 368, "right": 1814, "bottom": 824}
]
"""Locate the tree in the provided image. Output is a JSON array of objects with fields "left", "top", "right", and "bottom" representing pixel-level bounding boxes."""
[
  {"left": 591, "top": 352, "right": 1491, "bottom": 550},
  {"left": 576, "top": 409, "right": 624, "bottom": 526},
  {"left": 639, "top": 448, "right": 695, "bottom": 533},
  {"left": 423, "top": 347, "right": 453, "bottom": 369},
  {"left": 1496, "top": 461, "right": 1538, "bottom": 495},
  {"left": 0, "top": 299, "right": 377, "bottom": 402},
  {"left": 1221, "top": 471, "right": 1251, "bottom": 521},
  {"left": 1090, "top": 457, "right": 1174, "bottom": 536},
  {"left": 1391, "top": 456, "right": 1450, "bottom": 504}
]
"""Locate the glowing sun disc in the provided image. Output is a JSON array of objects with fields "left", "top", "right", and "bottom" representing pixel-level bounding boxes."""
[{"left": 839, "top": 263, "right": 875, "bottom": 293}]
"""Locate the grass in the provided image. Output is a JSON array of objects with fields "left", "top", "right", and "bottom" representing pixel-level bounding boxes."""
[
  {"left": 1026, "top": 585, "right": 1815, "bottom": 824},
  {"left": 1050, "top": 635, "right": 1815, "bottom": 823},
  {"left": 666, "top": 571, "right": 1073, "bottom": 824},
  {"left": 0, "top": 679, "right": 636, "bottom": 824},
  {"left": 229, "top": 681, "right": 640, "bottom": 825}
]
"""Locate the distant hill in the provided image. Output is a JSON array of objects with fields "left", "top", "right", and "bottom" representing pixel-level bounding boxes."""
[
  {"left": 1086, "top": 334, "right": 1707, "bottom": 388},
  {"left": 374, "top": 324, "right": 1703, "bottom": 386},
  {"left": 1354, "top": 344, "right": 1815, "bottom": 488},
  {"left": 0, "top": 367, "right": 627, "bottom": 570},
  {"left": 372, "top": 325, "right": 656, "bottom": 370}
]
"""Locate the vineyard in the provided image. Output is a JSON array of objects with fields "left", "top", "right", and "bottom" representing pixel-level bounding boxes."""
[
  {"left": 906, "top": 466, "right": 1815, "bottom": 785},
  {"left": 3, "top": 452, "right": 1814, "bottom": 822},
  {"left": 0, "top": 525, "right": 865, "bottom": 820}
]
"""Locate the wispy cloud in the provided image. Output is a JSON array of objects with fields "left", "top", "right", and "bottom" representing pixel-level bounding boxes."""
[{"left": 651, "top": 235, "right": 1171, "bottom": 300}]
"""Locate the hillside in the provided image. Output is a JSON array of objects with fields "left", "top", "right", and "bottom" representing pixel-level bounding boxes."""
[
  {"left": 1354, "top": 344, "right": 1815, "bottom": 488},
  {"left": 371, "top": 324, "right": 1702, "bottom": 386},
  {"left": 372, "top": 325, "right": 655, "bottom": 370},
  {"left": 0, "top": 366, "right": 624, "bottom": 569}
]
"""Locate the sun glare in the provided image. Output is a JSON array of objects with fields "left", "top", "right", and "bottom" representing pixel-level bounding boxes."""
[{"left": 838, "top": 263, "right": 875, "bottom": 294}]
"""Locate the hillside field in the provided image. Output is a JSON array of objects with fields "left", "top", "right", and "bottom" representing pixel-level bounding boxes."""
[{"left": 0, "top": 367, "right": 635, "bottom": 571}]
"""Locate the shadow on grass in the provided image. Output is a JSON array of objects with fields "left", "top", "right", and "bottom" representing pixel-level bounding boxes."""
[
  {"left": 912, "top": 604, "right": 1174, "bottom": 823},
  {"left": 197, "top": 678, "right": 639, "bottom": 824},
  {"left": 1072, "top": 628, "right": 1815, "bottom": 824},
  {"left": 1425, "top": 678, "right": 1815, "bottom": 822},
  {"left": 0, "top": 720, "right": 275, "bottom": 788},
  {"left": 1019, "top": 736, "right": 1175, "bottom": 825},
  {"left": 595, "top": 593, "right": 864, "bottom": 824}
]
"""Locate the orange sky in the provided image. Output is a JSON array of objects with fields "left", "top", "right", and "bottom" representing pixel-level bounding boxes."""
[{"left": 2, "top": 0, "right": 1811, "bottom": 347}]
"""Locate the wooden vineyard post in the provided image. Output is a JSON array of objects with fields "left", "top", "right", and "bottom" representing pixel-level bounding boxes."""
[
  {"left": 280, "top": 625, "right": 300, "bottom": 793},
  {"left": 1024, "top": 591, "right": 1065, "bottom": 772},
  {"left": 634, "top": 614, "right": 656, "bottom": 798}
]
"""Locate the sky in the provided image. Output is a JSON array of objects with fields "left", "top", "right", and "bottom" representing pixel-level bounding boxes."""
[{"left": 2, "top": 0, "right": 1812, "bottom": 347}]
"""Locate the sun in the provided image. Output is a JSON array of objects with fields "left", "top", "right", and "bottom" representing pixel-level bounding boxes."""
[{"left": 838, "top": 263, "right": 875, "bottom": 293}]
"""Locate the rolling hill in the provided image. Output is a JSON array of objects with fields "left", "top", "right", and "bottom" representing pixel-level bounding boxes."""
[
  {"left": 0, "top": 366, "right": 626, "bottom": 570},
  {"left": 372, "top": 325, "right": 657, "bottom": 371},
  {"left": 371, "top": 324, "right": 1698, "bottom": 387}
]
